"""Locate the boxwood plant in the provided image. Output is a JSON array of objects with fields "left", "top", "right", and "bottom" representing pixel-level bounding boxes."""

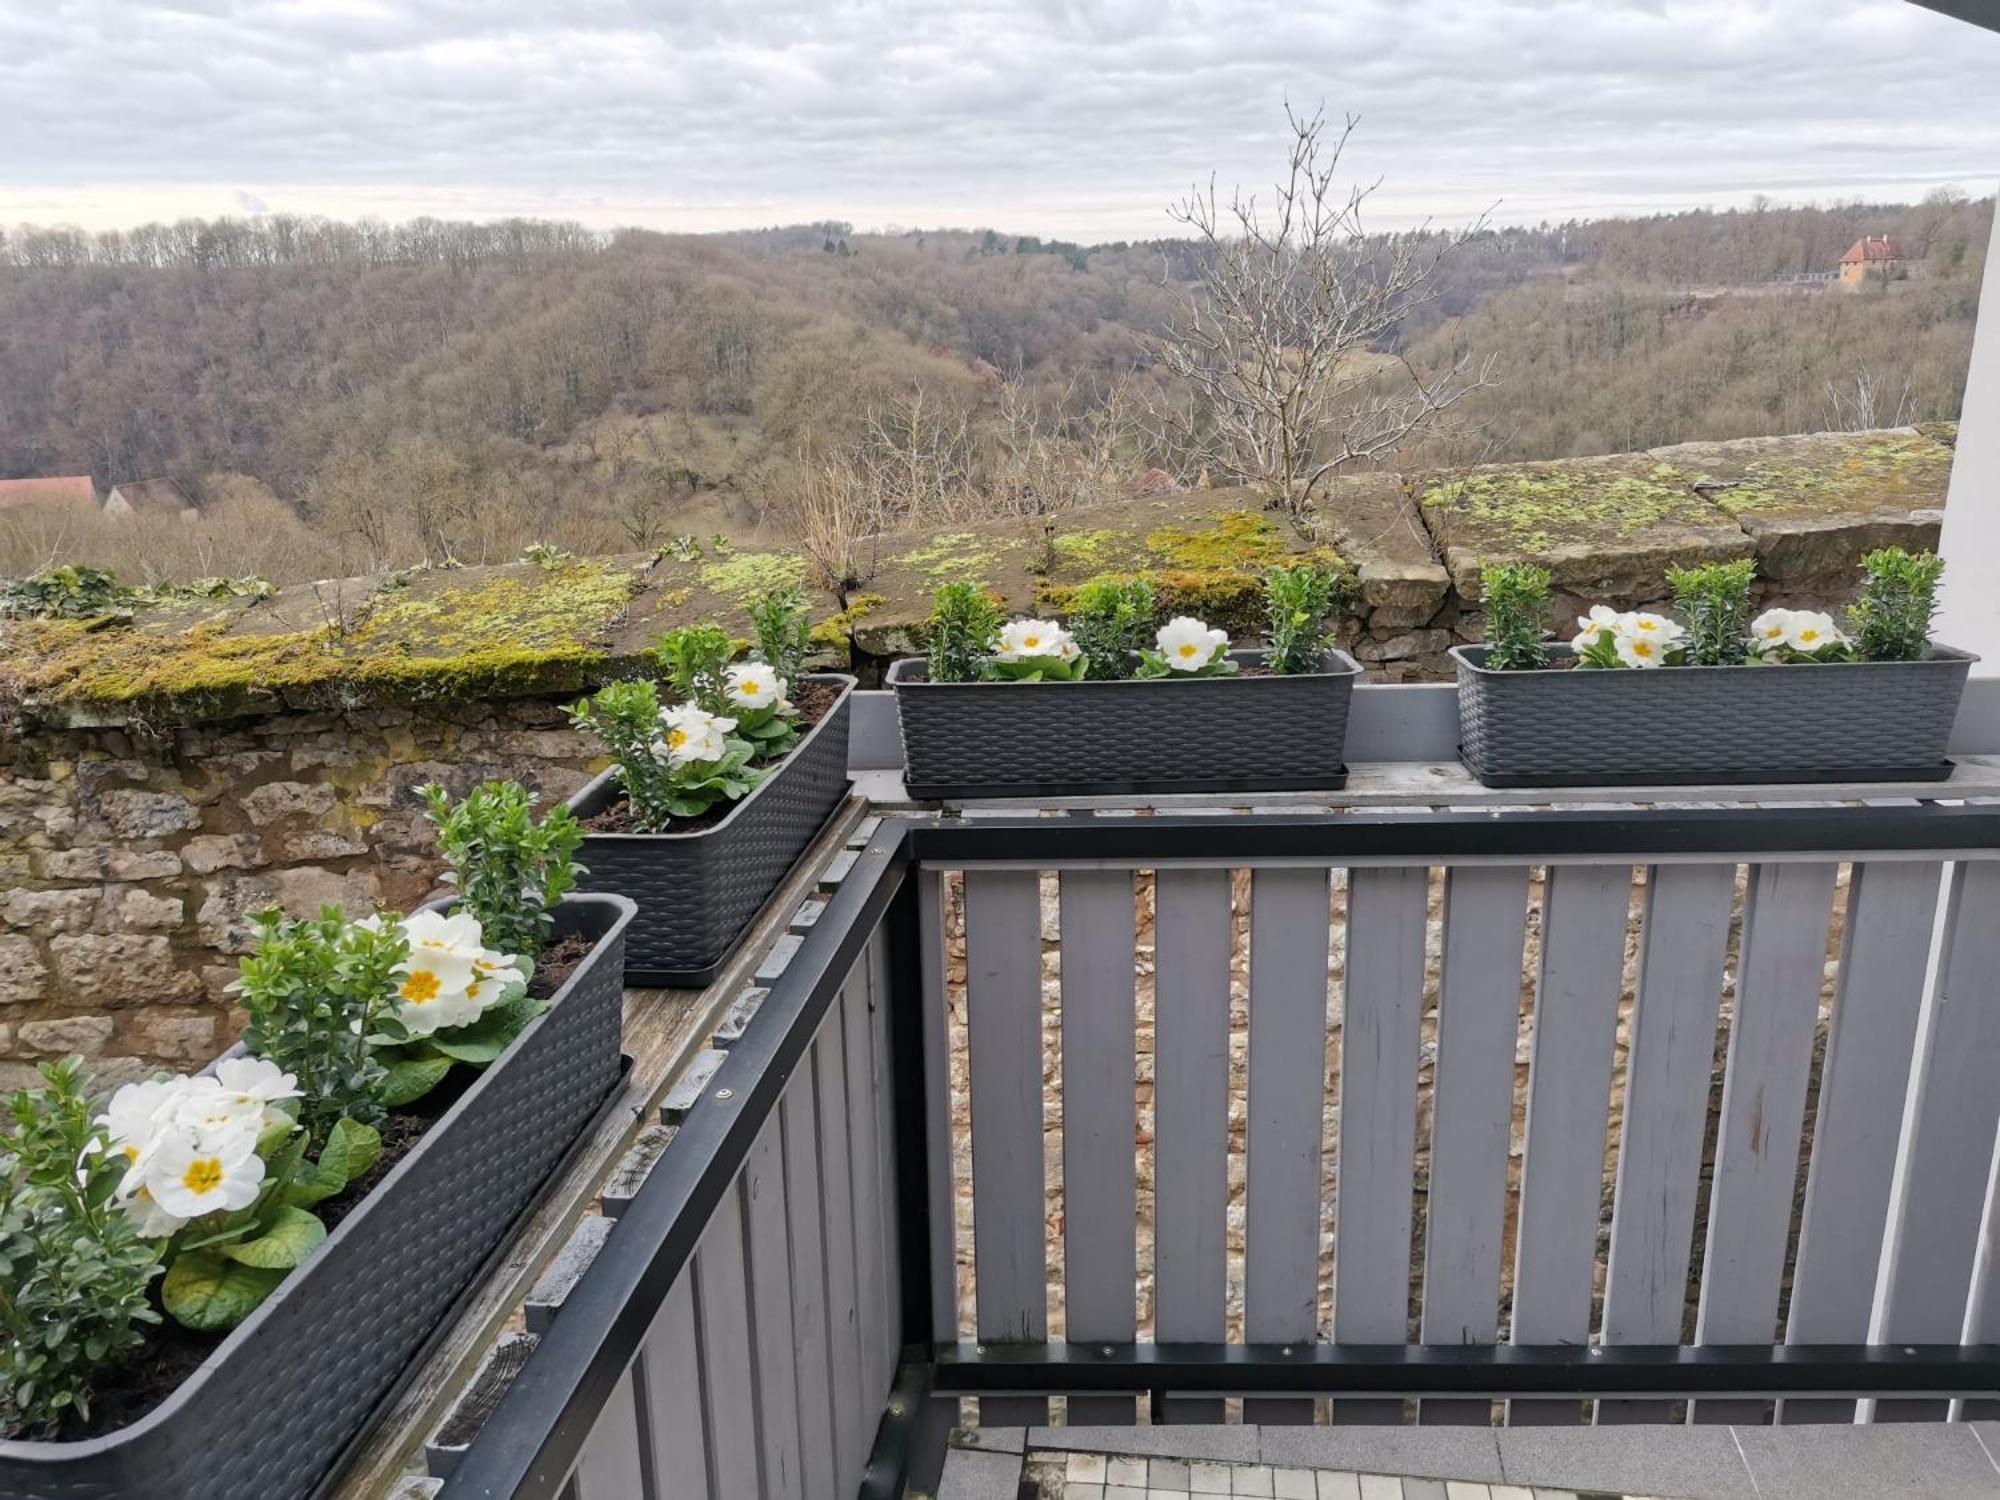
[{"left": 0, "top": 781, "right": 582, "bottom": 1431}]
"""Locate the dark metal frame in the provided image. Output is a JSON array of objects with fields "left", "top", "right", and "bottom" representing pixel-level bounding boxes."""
[{"left": 440, "top": 803, "right": 2000, "bottom": 1500}]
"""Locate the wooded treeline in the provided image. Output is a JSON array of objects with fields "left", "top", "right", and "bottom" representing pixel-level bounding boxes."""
[{"left": 0, "top": 191, "right": 1986, "bottom": 584}]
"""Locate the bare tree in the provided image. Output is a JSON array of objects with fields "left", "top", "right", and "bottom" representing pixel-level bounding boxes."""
[
  {"left": 1150, "top": 103, "right": 1496, "bottom": 523},
  {"left": 1823, "top": 366, "right": 1916, "bottom": 432}
]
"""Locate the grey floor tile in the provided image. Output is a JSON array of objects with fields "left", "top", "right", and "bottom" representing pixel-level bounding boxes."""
[
  {"left": 1732, "top": 1422, "right": 2000, "bottom": 1499},
  {"left": 1031, "top": 1427, "right": 1264, "bottom": 1463},
  {"left": 1401, "top": 1482, "right": 1449, "bottom": 1500},
  {"left": 1258, "top": 1428, "right": 1506, "bottom": 1483},
  {"left": 1497, "top": 1423, "right": 1757, "bottom": 1500},
  {"left": 952, "top": 1425, "right": 1027, "bottom": 1454},
  {"left": 938, "top": 1445, "right": 1025, "bottom": 1500}
]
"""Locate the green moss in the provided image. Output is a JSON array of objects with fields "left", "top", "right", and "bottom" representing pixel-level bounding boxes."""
[
  {"left": 1420, "top": 465, "right": 1703, "bottom": 553},
  {"left": 1145, "top": 511, "right": 1287, "bottom": 571},
  {"left": 1706, "top": 430, "right": 1954, "bottom": 518},
  {"left": 697, "top": 552, "right": 806, "bottom": 602},
  {"left": 809, "top": 592, "right": 885, "bottom": 653},
  {"left": 1050, "top": 529, "right": 1122, "bottom": 568},
  {"left": 892, "top": 532, "right": 1001, "bottom": 583}
]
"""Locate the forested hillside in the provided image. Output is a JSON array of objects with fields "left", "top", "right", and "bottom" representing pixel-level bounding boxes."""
[{"left": 0, "top": 191, "right": 1987, "bottom": 584}]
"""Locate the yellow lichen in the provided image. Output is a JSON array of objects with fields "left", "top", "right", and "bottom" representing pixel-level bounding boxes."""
[
  {"left": 697, "top": 552, "right": 807, "bottom": 602},
  {"left": 1145, "top": 511, "right": 1288, "bottom": 571}
]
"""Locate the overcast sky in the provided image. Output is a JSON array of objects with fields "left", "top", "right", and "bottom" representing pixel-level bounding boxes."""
[{"left": 2, "top": 0, "right": 1996, "bottom": 241}]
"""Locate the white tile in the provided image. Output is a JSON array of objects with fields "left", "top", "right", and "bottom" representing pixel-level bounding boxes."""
[
  {"left": 1234, "top": 1467, "right": 1276, "bottom": 1498},
  {"left": 1069, "top": 1454, "right": 1110, "bottom": 1483},
  {"left": 1529, "top": 1492, "right": 1578, "bottom": 1500},
  {"left": 1360, "top": 1479, "right": 1404, "bottom": 1500},
  {"left": 1445, "top": 1486, "right": 1491, "bottom": 1500},
  {"left": 1192, "top": 1462, "right": 1236, "bottom": 1495},
  {"left": 1064, "top": 1486, "right": 1106, "bottom": 1500},
  {"left": 1274, "top": 1470, "right": 1318, "bottom": 1500},
  {"left": 1150, "top": 1458, "right": 1192, "bottom": 1490},
  {"left": 1318, "top": 1475, "right": 1363, "bottom": 1500},
  {"left": 1109, "top": 1457, "right": 1150, "bottom": 1487},
  {"left": 1107, "top": 1488, "right": 1148, "bottom": 1500},
  {"left": 1489, "top": 1490, "right": 1536, "bottom": 1500}
]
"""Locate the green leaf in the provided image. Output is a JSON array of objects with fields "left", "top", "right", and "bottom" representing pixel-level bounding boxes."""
[
  {"left": 161, "top": 1250, "right": 286, "bottom": 1332},
  {"left": 219, "top": 1205, "right": 326, "bottom": 1269},
  {"left": 427, "top": 996, "right": 544, "bottom": 1065},
  {"left": 320, "top": 1117, "right": 382, "bottom": 1184},
  {"left": 377, "top": 1052, "right": 456, "bottom": 1108}
]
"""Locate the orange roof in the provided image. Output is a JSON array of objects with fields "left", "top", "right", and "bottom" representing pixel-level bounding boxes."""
[
  {"left": 1840, "top": 236, "right": 1904, "bottom": 264},
  {"left": 0, "top": 476, "right": 96, "bottom": 512}
]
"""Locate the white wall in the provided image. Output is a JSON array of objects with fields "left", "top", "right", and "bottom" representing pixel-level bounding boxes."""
[{"left": 1934, "top": 182, "right": 2000, "bottom": 672}]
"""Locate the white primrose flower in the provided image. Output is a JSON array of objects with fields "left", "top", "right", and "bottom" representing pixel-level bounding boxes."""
[
  {"left": 1783, "top": 610, "right": 1844, "bottom": 653},
  {"left": 392, "top": 945, "right": 483, "bottom": 1036},
  {"left": 1155, "top": 616, "right": 1229, "bottom": 672},
  {"left": 1622, "top": 611, "right": 1685, "bottom": 643},
  {"left": 724, "top": 662, "right": 789, "bottom": 711},
  {"left": 655, "top": 703, "right": 737, "bottom": 768},
  {"left": 145, "top": 1125, "right": 266, "bottom": 1219},
  {"left": 207, "top": 1056, "right": 303, "bottom": 1130},
  {"left": 168, "top": 1076, "right": 269, "bottom": 1142},
  {"left": 400, "top": 908, "right": 525, "bottom": 1015},
  {"left": 993, "top": 618, "right": 1076, "bottom": 661},
  {"left": 1575, "top": 605, "right": 1622, "bottom": 646},
  {"left": 1614, "top": 631, "right": 1668, "bottom": 669},
  {"left": 1751, "top": 608, "right": 1794, "bottom": 649}
]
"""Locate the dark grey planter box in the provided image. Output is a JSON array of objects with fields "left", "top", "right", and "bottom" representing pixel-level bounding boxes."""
[
  {"left": 1453, "top": 642, "right": 1977, "bottom": 787},
  {"left": 0, "top": 892, "right": 634, "bottom": 1500},
  {"left": 567, "top": 674, "right": 854, "bottom": 988},
  {"left": 888, "top": 649, "right": 1361, "bottom": 798}
]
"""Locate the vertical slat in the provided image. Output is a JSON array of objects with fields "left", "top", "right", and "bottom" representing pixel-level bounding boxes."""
[
  {"left": 693, "top": 1183, "right": 761, "bottom": 1495},
  {"left": 1420, "top": 865, "right": 1531, "bottom": 1426},
  {"left": 915, "top": 868, "right": 960, "bottom": 1450},
  {"left": 640, "top": 1273, "right": 710, "bottom": 1500},
  {"left": 569, "top": 1370, "right": 648, "bottom": 1500},
  {"left": 781, "top": 1060, "right": 840, "bottom": 1497},
  {"left": 1334, "top": 865, "right": 1430, "bottom": 1425},
  {"left": 1153, "top": 866, "right": 1233, "bottom": 1424},
  {"left": 1869, "top": 858, "right": 2000, "bottom": 1420},
  {"left": 1597, "top": 862, "right": 1735, "bottom": 1425},
  {"left": 1692, "top": 861, "right": 1838, "bottom": 1425},
  {"left": 743, "top": 1117, "right": 802, "bottom": 1498},
  {"left": 812, "top": 1010, "right": 868, "bottom": 1485},
  {"left": 963, "top": 868, "right": 1049, "bottom": 1425},
  {"left": 841, "top": 968, "right": 893, "bottom": 1414},
  {"left": 1059, "top": 869, "right": 1139, "bottom": 1424},
  {"left": 1508, "top": 863, "right": 1632, "bottom": 1426},
  {"left": 1244, "top": 865, "right": 1332, "bottom": 1425},
  {"left": 867, "top": 926, "right": 904, "bottom": 1368},
  {"left": 1783, "top": 860, "right": 1943, "bottom": 1423},
  {"left": 1954, "top": 1116, "right": 2000, "bottom": 1422}
]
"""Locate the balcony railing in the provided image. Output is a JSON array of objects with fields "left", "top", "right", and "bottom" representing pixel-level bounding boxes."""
[{"left": 436, "top": 801, "right": 2000, "bottom": 1499}]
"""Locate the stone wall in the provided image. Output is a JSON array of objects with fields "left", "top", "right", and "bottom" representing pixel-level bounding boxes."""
[{"left": 0, "top": 701, "right": 602, "bottom": 1087}]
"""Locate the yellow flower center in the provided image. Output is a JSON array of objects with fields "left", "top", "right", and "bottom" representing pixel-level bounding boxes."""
[
  {"left": 1631, "top": 640, "right": 1654, "bottom": 657},
  {"left": 401, "top": 970, "right": 442, "bottom": 1005},
  {"left": 1798, "top": 629, "right": 1820, "bottom": 644},
  {"left": 120, "top": 1143, "right": 141, "bottom": 1165},
  {"left": 181, "top": 1157, "right": 224, "bottom": 1196},
  {"left": 736, "top": 682, "right": 756, "bottom": 696},
  {"left": 1023, "top": 634, "right": 1041, "bottom": 649},
  {"left": 667, "top": 728, "right": 688, "bottom": 750},
  {"left": 1177, "top": 643, "right": 1199, "bottom": 658}
]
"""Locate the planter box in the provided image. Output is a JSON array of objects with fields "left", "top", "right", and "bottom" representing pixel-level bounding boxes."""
[
  {"left": 568, "top": 673, "right": 855, "bottom": 988},
  {"left": 888, "top": 649, "right": 1361, "bottom": 798},
  {"left": 1453, "top": 642, "right": 1977, "bottom": 787},
  {"left": 0, "top": 892, "right": 634, "bottom": 1500}
]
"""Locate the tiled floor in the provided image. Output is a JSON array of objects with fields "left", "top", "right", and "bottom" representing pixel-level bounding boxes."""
[{"left": 1028, "top": 1450, "right": 1581, "bottom": 1499}]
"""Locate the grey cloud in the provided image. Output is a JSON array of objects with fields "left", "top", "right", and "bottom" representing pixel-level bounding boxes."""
[{"left": 0, "top": 0, "right": 1995, "bottom": 237}]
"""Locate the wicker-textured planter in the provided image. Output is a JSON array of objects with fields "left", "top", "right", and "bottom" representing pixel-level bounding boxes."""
[
  {"left": 888, "top": 649, "right": 1361, "bottom": 798},
  {"left": 568, "top": 673, "right": 854, "bottom": 988},
  {"left": 0, "top": 892, "right": 634, "bottom": 1500},
  {"left": 1453, "top": 642, "right": 1977, "bottom": 787}
]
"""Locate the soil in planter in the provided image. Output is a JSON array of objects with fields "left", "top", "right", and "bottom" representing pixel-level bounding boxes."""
[
  {"left": 580, "top": 677, "right": 842, "bottom": 836},
  {"left": 24, "top": 927, "right": 597, "bottom": 1444}
]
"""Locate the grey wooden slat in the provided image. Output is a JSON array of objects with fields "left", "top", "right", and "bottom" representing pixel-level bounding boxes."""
[
  {"left": 1334, "top": 864, "right": 1430, "bottom": 1425},
  {"left": 1245, "top": 865, "right": 1333, "bottom": 1425},
  {"left": 1691, "top": 860, "right": 1838, "bottom": 1425},
  {"left": 743, "top": 1116, "right": 803, "bottom": 1498},
  {"left": 1059, "top": 868, "right": 1139, "bottom": 1425},
  {"left": 639, "top": 1274, "right": 709, "bottom": 1500},
  {"left": 917, "top": 868, "right": 958, "bottom": 1341},
  {"left": 1869, "top": 858, "right": 2000, "bottom": 1420},
  {"left": 569, "top": 1370, "right": 647, "bottom": 1500},
  {"left": 1508, "top": 863, "right": 1632, "bottom": 1426},
  {"left": 1152, "top": 866, "right": 1233, "bottom": 1425},
  {"left": 962, "top": 868, "right": 1049, "bottom": 1426},
  {"left": 867, "top": 925, "right": 905, "bottom": 1372},
  {"left": 840, "top": 966, "right": 894, "bottom": 1415},
  {"left": 1782, "top": 860, "right": 1944, "bottom": 1423},
  {"left": 780, "top": 1058, "right": 840, "bottom": 1498},
  {"left": 692, "top": 1182, "right": 761, "bottom": 1496},
  {"left": 1420, "top": 865, "right": 1531, "bottom": 1427},
  {"left": 812, "top": 1014, "right": 868, "bottom": 1486},
  {"left": 1597, "top": 862, "right": 1735, "bottom": 1425},
  {"left": 1953, "top": 1123, "right": 2000, "bottom": 1422}
]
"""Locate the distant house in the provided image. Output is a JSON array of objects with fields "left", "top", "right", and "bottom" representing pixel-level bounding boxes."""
[
  {"left": 1839, "top": 236, "right": 1907, "bottom": 288},
  {"left": 0, "top": 475, "right": 97, "bottom": 513},
  {"left": 103, "top": 478, "right": 200, "bottom": 522}
]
